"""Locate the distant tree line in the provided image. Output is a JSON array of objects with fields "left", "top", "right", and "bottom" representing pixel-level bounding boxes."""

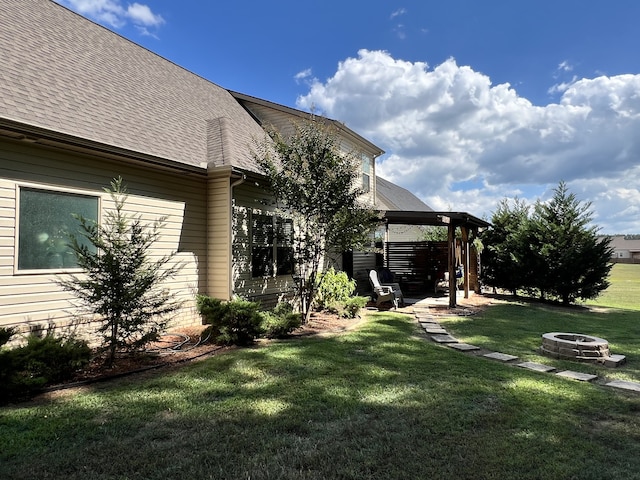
[{"left": 480, "top": 182, "right": 614, "bottom": 305}]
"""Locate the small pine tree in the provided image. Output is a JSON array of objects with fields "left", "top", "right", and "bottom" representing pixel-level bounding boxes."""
[{"left": 58, "top": 177, "right": 183, "bottom": 366}]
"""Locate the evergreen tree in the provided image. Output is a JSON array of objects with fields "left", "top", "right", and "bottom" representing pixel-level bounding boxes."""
[
  {"left": 481, "top": 198, "right": 531, "bottom": 295},
  {"left": 483, "top": 182, "right": 613, "bottom": 304},
  {"left": 529, "top": 181, "right": 613, "bottom": 304},
  {"left": 58, "top": 178, "right": 183, "bottom": 366},
  {"left": 254, "top": 120, "right": 379, "bottom": 323}
]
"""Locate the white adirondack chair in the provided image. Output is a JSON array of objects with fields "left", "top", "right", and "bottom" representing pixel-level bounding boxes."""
[{"left": 369, "top": 270, "right": 404, "bottom": 309}]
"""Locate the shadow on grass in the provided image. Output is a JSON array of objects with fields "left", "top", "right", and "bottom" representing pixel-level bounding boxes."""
[{"left": 1, "top": 311, "right": 640, "bottom": 479}]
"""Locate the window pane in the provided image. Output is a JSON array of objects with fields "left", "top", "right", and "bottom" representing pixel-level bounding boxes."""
[
  {"left": 276, "top": 246, "right": 293, "bottom": 275},
  {"left": 276, "top": 218, "right": 293, "bottom": 246},
  {"left": 18, "top": 188, "right": 98, "bottom": 270},
  {"left": 252, "top": 247, "right": 274, "bottom": 277},
  {"left": 362, "top": 173, "right": 370, "bottom": 193},
  {"left": 252, "top": 214, "right": 273, "bottom": 246}
]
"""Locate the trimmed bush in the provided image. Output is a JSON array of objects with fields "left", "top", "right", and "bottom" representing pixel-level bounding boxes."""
[
  {"left": 261, "top": 302, "right": 302, "bottom": 338},
  {"left": 0, "top": 331, "right": 91, "bottom": 402},
  {"left": 197, "top": 296, "right": 263, "bottom": 346}
]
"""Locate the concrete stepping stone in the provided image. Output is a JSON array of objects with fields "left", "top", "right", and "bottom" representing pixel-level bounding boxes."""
[
  {"left": 605, "top": 380, "right": 640, "bottom": 392},
  {"left": 424, "top": 327, "right": 448, "bottom": 334},
  {"left": 517, "top": 362, "right": 556, "bottom": 373},
  {"left": 484, "top": 352, "right": 518, "bottom": 362},
  {"left": 449, "top": 343, "right": 480, "bottom": 351},
  {"left": 604, "top": 354, "right": 626, "bottom": 368},
  {"left": 431, "top": 334, "right": 458, "bottom": 343},
  {"left": 419, "top": 320, "right": 439, "bottom": 327},
  {"left": 556, "top": 370, "right": 598, "bottom": 382}
]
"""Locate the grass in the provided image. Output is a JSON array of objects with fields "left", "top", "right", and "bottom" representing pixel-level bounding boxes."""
[
  {"left": 439, "top": 263, "right": 640, "bottom": 383},
  {"left": 1, "top": 266, "right": 640, "bottom": 479}
]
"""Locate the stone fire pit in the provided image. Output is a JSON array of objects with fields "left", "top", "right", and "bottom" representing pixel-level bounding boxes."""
[{"left": 541, "top": 332, "right": 626, "bottom": 367}]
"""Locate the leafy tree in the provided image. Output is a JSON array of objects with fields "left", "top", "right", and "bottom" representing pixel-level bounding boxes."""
[
  {"left": 58, "top": 177, "right": 182, "bottom": 366},
  {"left": 529, "top": 181, "right": 613, "bottom": 304},
  {"left": 254, "top": 120, "right": 379, "bottom": 323},
  {"left": 419, "top": 225, "right": 448, "bottom": 242}
]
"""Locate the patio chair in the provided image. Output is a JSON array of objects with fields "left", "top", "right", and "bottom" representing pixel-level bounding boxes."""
[
  {"left": 435, "top": 271, "right": 449, "bottom": 294},
  {"left": 369, "top": 270, "right": 404, "bottom": 308}
]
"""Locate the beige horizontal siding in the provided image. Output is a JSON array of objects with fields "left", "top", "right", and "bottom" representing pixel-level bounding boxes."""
[{"left": 0, "top": 139, "right": 207, "bottom": 334}]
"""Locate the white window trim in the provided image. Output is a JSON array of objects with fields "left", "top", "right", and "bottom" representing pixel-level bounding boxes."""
[{"left": 14, "top": 182, "right": 103, "bottom": 275}]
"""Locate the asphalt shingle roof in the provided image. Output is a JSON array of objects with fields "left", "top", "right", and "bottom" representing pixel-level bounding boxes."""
[
  {"left": 0, "top": 0, "right": 266, "bottom": 173},
  {"left": 376, "top": 176, "right": 433, "bottom": 211}
]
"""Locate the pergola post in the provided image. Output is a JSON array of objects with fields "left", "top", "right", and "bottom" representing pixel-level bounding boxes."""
[
  {"left": 448, "top": 222, "right": 457, "bottom": 308},
  {"left": 461, "top": 226, "right": 470, "bottom": 299}
]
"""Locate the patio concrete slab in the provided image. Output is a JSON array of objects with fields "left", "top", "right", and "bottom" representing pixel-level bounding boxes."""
[
  {"left": 449, "top": 343, "right": 480, "bottom": 351},
  {"left": 556, "top": 370, "right": 598, "bottom": 382},
  {"left": 517, "top": 362, "right": 556, "bottom": 373},
  {"left": 605, "top": 380, "right": 640, "bottom": 392},
  {"left": 431, "top": 334, "right": 459, "bottom": 343},
  {"left": 483, "top": 352, "right": 519, "bottom": 362}
]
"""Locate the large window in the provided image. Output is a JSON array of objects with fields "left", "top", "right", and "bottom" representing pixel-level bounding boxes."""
[
  {"left": 251, "top": 213, "right": 293, "bottom": 277},
  {"left": 362, "top": 155, "right": 371, "bottom": 193},
  {"left": 17, "top": 186, "right": 99, "bottom": 271}
]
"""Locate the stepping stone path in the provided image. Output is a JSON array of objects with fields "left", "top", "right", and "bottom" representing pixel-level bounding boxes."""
[
  {"left": 414, "top": 306, "right": 640, "bottom": 394},
  {"left": 517, "top": 362, "right": 556, "bottom": 373},
  {"left": 556, "top": 370, "right": 598, "bottom": 382},
  {"left": 484, "top": 352, "right": 518, "bottom": 362},
  {"left": 605, "top": 380, "right": 640, "bottom": 392}
]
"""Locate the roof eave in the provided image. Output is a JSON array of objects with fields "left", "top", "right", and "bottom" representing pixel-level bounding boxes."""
[{"left": 0, "top": 119, "right": 207, "bottom": 176}]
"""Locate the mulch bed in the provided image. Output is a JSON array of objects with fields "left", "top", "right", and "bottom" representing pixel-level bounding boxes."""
[
  {"left": 43, "top": 310, "right": 365, "bottom": 392},
  {"left": 37, "top": 295, "right": 494, "bottom": 399}
]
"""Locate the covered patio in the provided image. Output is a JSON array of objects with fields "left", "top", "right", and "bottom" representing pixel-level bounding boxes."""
[{"left": 381, "top": 211, "right": 491, "bottom": 308}]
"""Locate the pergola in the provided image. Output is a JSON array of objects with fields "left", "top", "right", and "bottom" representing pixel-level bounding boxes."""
[{"left": 381, "top": 211, "right": 491, "bottom": 308}]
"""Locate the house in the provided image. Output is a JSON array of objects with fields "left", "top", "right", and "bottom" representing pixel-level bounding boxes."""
[
  {"left": 607, "top": 235, "right": 640, "bottom": 263},
  {"left": 0, "top": 0, "right": 389, "bottom": 337},
  {"left": 229, "top": 91, "right": 386, "bottom": 297},
  {"left": 375, "top": 176, "right": 433, "bottom": 242}
]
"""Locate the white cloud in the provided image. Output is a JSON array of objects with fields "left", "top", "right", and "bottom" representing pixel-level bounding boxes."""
[
  {"left": 294, "top": 68, "right": 315, "bottom": 85},
  {"left": 55, "top": 0, "right": 164, "bottom": 34},
  {"left": 297, "top": 49, "right": 640, "bottom": 233},
  {"left": 390, "top": 8, "right": 407, "bottom": 19},
  {"left": 127, "top": 3, "right": 164, "bottom": 27},
  {"left": 558, "top": 60, "right": 574, "bottom": 72}
]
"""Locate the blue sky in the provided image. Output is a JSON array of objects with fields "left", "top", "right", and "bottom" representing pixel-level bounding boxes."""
[{"left": 55, "top": 1, "right": 640, "bottom": 233}]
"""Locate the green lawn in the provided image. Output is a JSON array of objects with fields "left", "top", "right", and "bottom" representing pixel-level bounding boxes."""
[
  {"left": 1, "top": 267, "right": 640, "bottom": 479},
  {"left": 439, "top": 263, "right": 640, "bottom": 383}
]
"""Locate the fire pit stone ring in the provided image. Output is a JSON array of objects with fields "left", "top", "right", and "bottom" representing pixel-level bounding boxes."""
[{"left": 541, "top": 332, "right": 610, "bottom": 362}]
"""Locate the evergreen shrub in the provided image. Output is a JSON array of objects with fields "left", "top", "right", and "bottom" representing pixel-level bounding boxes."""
[
  {"left": 260, "top": 302, "right": 302, "bottom": 338},
  {"left": 197, "top": 296, "right": 263, "bottom": 345},
  {"left": 0, "top": 330, "right": 91, "bottom": 402}
]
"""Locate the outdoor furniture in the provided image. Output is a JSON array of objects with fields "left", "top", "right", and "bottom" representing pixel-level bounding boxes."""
[
  {"left": 369, "top": 270, "right": 404, "bottom": 308},
  {"left": 435, "top": 272, "right": 449, "bottom": 293}
]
